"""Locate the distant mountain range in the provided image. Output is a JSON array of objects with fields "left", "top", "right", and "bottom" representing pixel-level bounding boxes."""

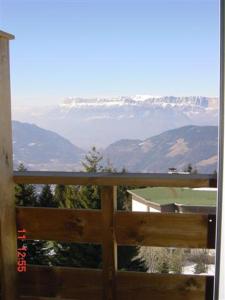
[
  {"left": 12, "top": 121, "right": 218, "bottom": 173},
  {"left": 13, "top": 121, "right": 84, "bottom": 171},
  {"left": 13, "top": 95, "right": 218, "bottom": 148},
  {"left": 104, "top": 125, "right": 218, "bottom": 173}
]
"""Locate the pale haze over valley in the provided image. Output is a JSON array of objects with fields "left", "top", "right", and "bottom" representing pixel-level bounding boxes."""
[{"left": 12, "top": 95, "right": 218, "bottom": 149}]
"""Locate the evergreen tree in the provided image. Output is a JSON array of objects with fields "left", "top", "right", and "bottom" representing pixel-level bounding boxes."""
[
  {"left": 52, "top": 147, "right": 103, "bottom": 268},
  {"left": 66, "top": 185, "right": 89, "bottom": 209},
  {"left": 54, "top": 184, "right": 67, "bottom": 208},
  {"left": 52, "top": 147, "right": 146, "bottom": 271},
  {"left": 15, "top": 164, "right": 38, "bottom": 207},
  {"left": 169, "top": 249, "right": 184, "bottom": 274},
  {"left": 118, "top": 246, "right": 147, "bottom": 271},
  {"left": 54, "top": 184, "right": 89, "bottom": 209},
  {"left": 77, "top": 147, "right": 103, "bottom": 209},
  {"left": 194, "top": 261, "right": 207, "bottom": 274},
  {"left": 160, "top": 261, "right": 170, "bottom": 273},
  {"left": 15, "top": 164, "right": 52, "bottom": 265},
  {"left": 18, "top": 149, "right": 147, "bottom": 271},
  {"left": 39, "top": 185, "right": 56, "bottom": 207},
  {"left": 193, "top": 250, "right": 208, "bottom": 274},
  {"left": 82, "top": 146, "right": 103, "bottom": 173},
  {"left": 22, "top": 240, "right": 54, "bottom": 266}
]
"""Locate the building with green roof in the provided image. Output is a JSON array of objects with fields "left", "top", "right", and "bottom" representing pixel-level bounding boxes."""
[{"left": 128, "top": 187, "right": 217, "bottom": 214}]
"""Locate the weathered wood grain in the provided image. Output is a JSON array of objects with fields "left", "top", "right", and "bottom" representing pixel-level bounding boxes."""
[
  {"left": 115, "top": 211, "right": 212, "bottom": 248},
  {"left": 19, "top": 296, "right": 77, "bottom": 300},
  {"left": 18, "top": 266, "right": 213, "bottom": 300},
  {"left": 0, "top": 31, "right": 14, "bottom": 40},
  {"left": 0, "top": 33, "right": 18, "bottom": 300},
  {"left": 13, "top": 171, "right": 217, "bottom": 187},
  {"left": 19, "top": 297, "right": 76, "bottom": 300},
  {"left": 18, "top": 265, "right": 103, "bottom": 299},
  {"left": 116, "top": 271, "right": 212, "bottom": 300},
  {"left": 16, "top": 207, "right": 103, "bottom": 243},
  {"left": 101, "top": 186, "right": 117, "bottom": 300}
]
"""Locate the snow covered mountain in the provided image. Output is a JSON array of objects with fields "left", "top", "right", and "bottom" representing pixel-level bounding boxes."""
[
  {"left": 60, "top": 95, "right": 216, "bottom": 109},
  {"left": 13, "top": 95, "right": 218, "bottom": 149}
]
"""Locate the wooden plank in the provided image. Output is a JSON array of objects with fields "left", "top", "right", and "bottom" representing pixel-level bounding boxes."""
[
  {"left": 116, "top": 271, "right": 212, "bottom": 300},
  {"left": 13, "top": 171, "right": 217, "bottom": 187},
  {"left": 16, "top": 207, "right": 103, "bottom": 243},
  {"left": 101, "top": 186, "right": 117, "bottom": 300},
  {"left": 0, "top": 34, "right": 18, "bottom": 299},
  {"left": 19, "top": 297, "right": 77, "bottom": 300},
  {"left": 18, "top": 265, "right": 103, "bottom": 299},
  {"left": 115, "top": 211, "right": 213, "bottom": 248},
  {"left": 19, "top": 296, "right": 74, "bottom": 300}
]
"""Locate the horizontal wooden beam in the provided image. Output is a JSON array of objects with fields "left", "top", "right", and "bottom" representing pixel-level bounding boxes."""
[
  {"left": 115, "top": 211, "right": 215, "bottom": 249},
  {"left": 19, "top": 297, "right": 77, "bottom": 300},
  {"left": 18, "top": 265, "right": 103, "bottom": 299},
  {"left": 16, "top": 207, "right": 103, "bottom": 244},
  {"left": 116, "top": 271, "right": 213, "bottom": 300},
  {"left": 13, "top": 171, "right": 217, "bottom": 187},
  {"left": 16, "top": 207, "right": 216, "bottom": 249},
  {"left": 18, "top": 265, "right": 213, "bottom": 300}
]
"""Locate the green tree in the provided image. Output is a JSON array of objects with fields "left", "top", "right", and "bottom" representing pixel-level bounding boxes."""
[
  {"left": 54, "top": 184, "right": 67, "bottom": 208},
  {"left": 192, "top": 249, "right": 208, "bottom": 274},
  {"left": 138, "top": 247, "right": 184, "bottom": 274},
  {"left": 15, "top": 164, "right": 38, "bottom": 207},
  {"left": 52, "top": 147, "right": 146, "bottom": 271},
  {"left": 194, "top": 260, "right": 207, "bottom": 274},
  {"left": 54, "top": 184, "right": 89, "bottom": 209},
  {"left": 82, "top": 146, "right": 103, "bottom": 173},
  {"left": 76, "top": 147, "right": 103, "bottom": 209},
  {"left": 51, "top": 148, "right": 103, "bottom": 268},
  {"left": 15, "top": 164, "right": 52, "bottom": 265},
  {"left": 169, "top": 249, "right": 184, "bottom": 274},
  {"left": 39, "top": 185, "right": 56, "bottom": 207},
  {"left": 22, "top": 240, "right": 54, "bottom": 266},
  {"left": 160, "top": 261, "right": 170, "bottom": 273},
  {"left": 118, "top": 246, "right": 147, "bottom": 271}
]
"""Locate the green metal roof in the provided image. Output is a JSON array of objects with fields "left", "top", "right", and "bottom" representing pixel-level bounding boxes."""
[{"left": 129, "top": 187, "right": 217, "bottom": 206}]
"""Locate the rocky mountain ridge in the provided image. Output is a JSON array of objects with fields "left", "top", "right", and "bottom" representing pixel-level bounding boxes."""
[{"left": 13, "top": 95, "right": 218, "bottom": 148}]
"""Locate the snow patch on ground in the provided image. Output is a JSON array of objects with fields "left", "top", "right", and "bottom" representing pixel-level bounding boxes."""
[{"left": 182, "top": 263, "right": 215, "bottom": 275}]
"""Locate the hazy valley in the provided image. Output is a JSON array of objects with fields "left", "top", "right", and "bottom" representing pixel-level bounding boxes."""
[
  {"left": 13, "top": 121, "right": 218, "bottom": 174},
  {"left": 13, "top": 95, "right": 218, "bottom": 149}
]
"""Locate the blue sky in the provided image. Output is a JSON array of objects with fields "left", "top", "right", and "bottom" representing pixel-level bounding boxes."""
[{"left": 0, "top": 0, "right": 220, "bottom": 106}]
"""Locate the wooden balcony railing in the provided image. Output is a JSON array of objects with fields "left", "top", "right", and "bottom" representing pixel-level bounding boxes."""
[
  {"left": 0, "top": 31, "right": 219, "bottom": 300},
  {"left": 13, "top": 172, "right": 217, "bottom": 300}
]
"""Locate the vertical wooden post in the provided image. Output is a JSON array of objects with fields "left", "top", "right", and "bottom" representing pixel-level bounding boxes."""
[
  {"left": 0, "top": 30, "right": 18, "bottom": 300},
  {"left": 101, "top": 186, "right": 117, "bottom": 300}
]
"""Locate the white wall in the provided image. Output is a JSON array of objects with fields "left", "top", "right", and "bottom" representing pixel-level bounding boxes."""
[
  {"left": 132, "top": 199, "right": 160, "bottom": 212},
  {"left": 149, "top": 206, "right": 160, "bottom": 213},
  {"left": 132, "top": 199, "right": 148, "bottom": 212}
]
